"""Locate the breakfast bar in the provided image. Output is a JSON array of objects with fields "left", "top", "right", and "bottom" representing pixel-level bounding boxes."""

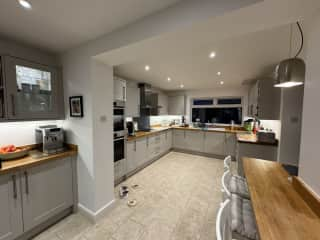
[{"left": 242, "top": 157, "right": 320, "bottom": 240}]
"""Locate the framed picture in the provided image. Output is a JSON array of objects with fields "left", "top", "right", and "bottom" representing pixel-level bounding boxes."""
[{"left": 69, "top": 96, "right": 84, "bottom": 117}]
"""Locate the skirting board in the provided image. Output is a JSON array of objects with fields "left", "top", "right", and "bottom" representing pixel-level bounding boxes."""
[{"left": 78, "top": 199, "right": 116, "bottom": 223}]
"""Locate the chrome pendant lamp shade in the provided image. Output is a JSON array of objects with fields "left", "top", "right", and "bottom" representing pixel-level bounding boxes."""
[
  {"left": 274, "top": 58, "right": 305, "bottom": 88},
  {"left": 274, "top": 22, "right": 306, "bottom": 88}
]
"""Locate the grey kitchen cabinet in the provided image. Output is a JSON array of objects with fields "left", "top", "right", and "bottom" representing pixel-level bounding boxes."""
[
  {"left": 158, "top": 93, "right": 168, "bottom": 115},
  {"left": 126, "top": 137, "right": 148, "bottom": 175},
  {"left": 164, "top": 130, "right": 173, "bottom": 152},
  {"left": 135, "top": 138, "right": 147, "bottom": 168},
  {"left": 237, "top": 142, "right": 278, "bottom": 176},
  {"left": 185, "top": 130, "right": 204, "bottom": 152},
  {"left": 114, "top": 77, "right": 126, "bottom": 102},
  {"left": 125, "top": 83, "right": 140, "bottom": 117},
  {"left": 173, "top": 129, "right": 187, "bottom": 149},
  {"left": 168, "top": 95, "right": 185, "bottom": 115},
  {"left": 21, "top": 157, "right": 74, "bottom": 232},
  {"left": 1, "top": 55, "right": 64, "bottom": 121},
  {"left": 225, "top": 133, "right": 236, "bottom": 157},
  {"left": 248, "top": 78, "right": 280, "bottom": 120},
  {"left": 126, "top": 141, "right": 136, "bottom": 174},
  {"left": 147, "top": 134, "right": 162, "bottom": 161},
  {"left": 0, "top": 172, "right": 23, "bottom": 240},
  {"left": 204, "top": 132, "right": 226, "bottom": 156}
]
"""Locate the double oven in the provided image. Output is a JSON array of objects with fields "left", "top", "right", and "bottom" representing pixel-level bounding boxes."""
[{"left": 113, "top": 100, "right": 126, "bottom": 183}]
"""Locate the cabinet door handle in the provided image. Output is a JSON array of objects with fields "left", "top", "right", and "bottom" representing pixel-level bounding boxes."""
[
  {"left": 11, "top": 94, "right": 15, "bottom": 116},
  {"left": 122, "top": 86, "right": 126, "bottom": 101},
  {"left": 12, "top": 175, "right": 17, "bottom": 199},
  {"left": 24, "top": 171, "right": 29, "bottom": 195},
  {"left": 134, "top": 141, "right": 137, "bottom": 152},
  {"left": 184, "top": 131, "right": 186, "bottom": 139}
]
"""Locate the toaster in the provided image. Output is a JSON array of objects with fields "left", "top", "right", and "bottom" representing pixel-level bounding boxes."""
[{"left": 36, "top": 125, "right": 65, "bottom": 154}]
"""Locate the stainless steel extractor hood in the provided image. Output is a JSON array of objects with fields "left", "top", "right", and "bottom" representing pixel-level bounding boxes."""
[{"left": 274, "top": 58, "right": 305, "bottom": 88}]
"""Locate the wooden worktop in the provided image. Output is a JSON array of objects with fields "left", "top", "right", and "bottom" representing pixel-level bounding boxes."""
[
  {"left": 127, "top": 126, "right": 247, "bottom": 141},
  {"left": 237, "top": 133, "right": 278, "bottom": 146},
  {"left": 242, "top": 157, "right": 320, "bottom": 240},
  {"left": 0, "top": 144, "right": 77, "bottom": 175}
]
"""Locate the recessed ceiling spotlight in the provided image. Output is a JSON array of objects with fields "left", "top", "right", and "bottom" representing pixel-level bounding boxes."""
[
  {"left": 180, "top": 84, "right": 184, "bottom": 88},
  {"left": 220, "top": 81, "right": 224, "bottom": 85},
  {"left": 209, "top": 52, "right": 216, "bottom": 59},
  {"left": 167, "top": 77, "right": 171, "bottom": 82},
  {"left": 217, "top": 71, "right": 222, "bottom": 76},
  {"left": 18, "top": 0, "right": 32, "bottom": 9},
  {"left": 145, "top": 65, "right": 150, "bottom": 71}
]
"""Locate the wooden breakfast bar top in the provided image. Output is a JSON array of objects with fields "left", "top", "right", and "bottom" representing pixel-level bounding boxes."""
[{"left": 242, "top": 157, "right": 320, "bottom": 240}]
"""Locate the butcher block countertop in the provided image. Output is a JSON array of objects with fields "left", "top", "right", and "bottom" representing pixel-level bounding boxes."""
[
  {"left": 237, "top": 133, "right": 278, "bottom": 146},
  {"left": 127, "top": 126, "right": 247, "bottom": 141},
  {"left": 242, "top": 157, "right": 320, "bottom": 240},
  {"left": 0, "top": 144, "right": 77, "bottom": 175}
]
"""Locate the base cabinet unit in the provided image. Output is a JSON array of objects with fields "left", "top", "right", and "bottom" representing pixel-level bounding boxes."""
[
  {"left": 173, "top": 129, "right": 187, "bottom": 149},
  {"left": 0, "top": 156, "right": 75, "bottom": 240},
  {"left": 185, "top": 130, "right": 204, "bottom": 152},
  {"left": 126, "top": 138, "right": 147, "bottom": 175},
  {"left": 225, "top": 133, "right": 237, "bottom": 157},
  {"left": 147, "top": 134, "right": 162, "bottom": 162},
  {"left": 236, "top": 142, "right": 278, "bottom": 176},
  {"left": 0, "top": 173, "right": 23, "bottom": 240},
  {"left": 203, "top": 132, "right": 225, "bottom": 156},
  {"left": 22, "top": 157, "right": 73, "bottom": 232}
]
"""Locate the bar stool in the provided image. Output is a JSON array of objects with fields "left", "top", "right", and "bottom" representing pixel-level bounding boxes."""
[
  {"left": 221, "top": 170, "right": 250, "bottom": 201},
  {"left": 216, "top": 197, "right": 259, "bottom": 240}
]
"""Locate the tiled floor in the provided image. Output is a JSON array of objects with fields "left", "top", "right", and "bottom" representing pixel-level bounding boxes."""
[{"left": 33, "top": 151, "right": 224, "bottom": 240}]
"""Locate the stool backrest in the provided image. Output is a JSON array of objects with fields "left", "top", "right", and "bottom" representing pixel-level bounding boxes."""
[
  {"left": 221, "top": 170, "right": 232, "bottom": 201},
  {"left": 224, "top": 156, "right": 232, "bottom": 172},
  {"left": 216, "top": 199, "right": 232, "bottom": 240}
]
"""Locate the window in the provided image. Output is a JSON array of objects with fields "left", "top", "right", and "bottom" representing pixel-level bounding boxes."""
[
  {"left": 192, "top": 107, "right": 242, "bottom": 124},
  {"left": 217, "top": 98, "right": 242, "bottom": 105},
  {"left": 192, "top": 98, "right": 214, "bottom": 106}
]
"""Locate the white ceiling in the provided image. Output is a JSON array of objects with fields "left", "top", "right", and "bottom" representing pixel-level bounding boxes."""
[
  {"left": 96, "top": 0, "right": 320, "bottom": 90},
  {"left": 0, "top": 0, "right": 182, "bottom": 52},
  {"left": 114, "top": 24, "right": 294, "bottom": 90}
]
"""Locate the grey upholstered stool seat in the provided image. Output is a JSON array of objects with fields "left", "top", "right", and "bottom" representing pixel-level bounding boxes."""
[
  {"left": 231, "top": 194, "right": 259, "bottom": 240},
  {"left": 230, "top": 175, "right": 250, "bottom": 199}
]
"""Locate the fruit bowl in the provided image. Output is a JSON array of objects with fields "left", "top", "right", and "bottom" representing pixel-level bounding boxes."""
[{"left": 0, "top": 147, "right": 29, "bottom": 161}]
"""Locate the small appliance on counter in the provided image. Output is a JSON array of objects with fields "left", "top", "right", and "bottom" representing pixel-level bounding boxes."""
[
  {"left": 36, "top": 125, "right": 65, "bottom": 154},
  {"left": 257, "top": 130, "right": 276, "bottom": 144},
  {"left": 126, "top": 121, "right": 135, "bottom": 136}
]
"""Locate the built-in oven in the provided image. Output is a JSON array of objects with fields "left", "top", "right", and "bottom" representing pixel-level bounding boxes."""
[
  {"left": 113, "top": 100, "right": 126, "bottom": 183},
  {"left": 114, "top": 136, "right": 125, "bottom": 162},
  {"left": 113, "top": 100, "right": 126, "bottom": 138}
]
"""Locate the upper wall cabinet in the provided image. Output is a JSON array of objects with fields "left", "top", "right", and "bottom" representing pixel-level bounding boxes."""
[
  {"left": 248, "top": 78, "right": 280, "bottom": 120},
  {"left": 0, "top": 56, "right": 64, "bottom": 121},
  {"left": 114, "top": 77, "right": 126, "bottom": 102},
  {"left": 168, "top": 95, "right": 185, "bottom": 115}
]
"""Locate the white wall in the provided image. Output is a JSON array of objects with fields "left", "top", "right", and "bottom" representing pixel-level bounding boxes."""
[
  {"left": 62, "top": 55, "right": 114, "bottom": 213},
  {"left": 0, "top": 121, "right": 63, "bottom": 146},
  {"left": 299, "top": 10, "right": 320, "bottom": 197}
]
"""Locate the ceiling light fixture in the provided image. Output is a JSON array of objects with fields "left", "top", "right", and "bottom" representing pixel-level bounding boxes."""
[
  {"left": 209, "top": 52, "right": 216, "bottom": 59},
  {"left": 180, "top": 84, "right": 184, "bottom": 89},
  {"left": 220, "top": 81, "right": 224, "bottom": 85},
  {"left": 145, "top": 65, "right": 150, "bottom": 71},
  {"left": 18, "top": 0, "right": 32, "bottom": 9},
  {"left": 167, "top": 77, "right": 171, "bottom": 82},
  {"left": 217, "top": 71, "right": 222, "bottom": 76}
]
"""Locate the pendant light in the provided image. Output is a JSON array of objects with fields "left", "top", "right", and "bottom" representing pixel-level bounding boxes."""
[{"left": 274, "top": 22, "right": 306, "bottom": 88}]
